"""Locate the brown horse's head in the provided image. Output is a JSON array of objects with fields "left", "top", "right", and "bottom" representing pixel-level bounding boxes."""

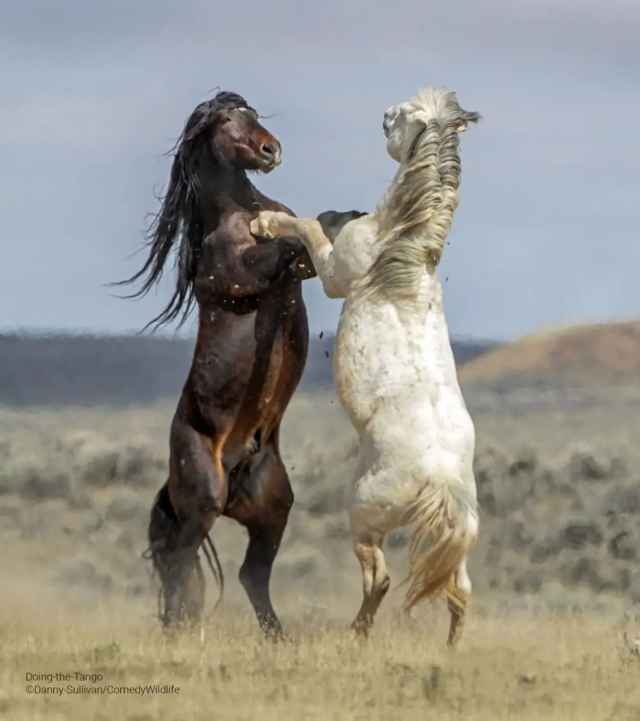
[
  {"left": 182, "top": 91, "right": 281, "bottom": 173},
  {"left": 209, "top": 103, "right": 281, "bottom": 173},
  {"left": 115, "top": 91, "right": 285, "bottom": 329}
]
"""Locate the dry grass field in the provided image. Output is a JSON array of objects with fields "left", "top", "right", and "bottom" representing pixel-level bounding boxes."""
[
  {"left": 3, "top": 599, "right": 640, "bottom": 721},
  {"left": 2, "top": 375, "right": 640, "bottom": 719}
]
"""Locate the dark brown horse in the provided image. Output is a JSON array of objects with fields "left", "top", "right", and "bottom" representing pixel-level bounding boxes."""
[{"left": 121, "top": 91, "right": 318, "bottom": 636}]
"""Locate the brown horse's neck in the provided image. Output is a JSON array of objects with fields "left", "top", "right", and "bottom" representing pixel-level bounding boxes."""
[{"left": 198, "top": 159, "right": 261, "bottom": 235}]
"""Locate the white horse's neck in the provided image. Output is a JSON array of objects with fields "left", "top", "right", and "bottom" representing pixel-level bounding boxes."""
[{"left": 375, "top": 164, "right": 405, "bottom": 221}]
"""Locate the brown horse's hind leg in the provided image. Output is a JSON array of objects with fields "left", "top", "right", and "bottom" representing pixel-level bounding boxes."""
[
  {"left": 148, "top": 484, "right": 205, "bottom": 627},
  {"left": 227, "top": 441, "right": 293, "bottom": 638},
  {"left": 150, "top": 417, "right": 228, "bottom": 628}
]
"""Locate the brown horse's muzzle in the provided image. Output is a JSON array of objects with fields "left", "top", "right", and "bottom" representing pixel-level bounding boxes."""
[{"left": 257, "top": 140, "right": 282, "bottom": 172}]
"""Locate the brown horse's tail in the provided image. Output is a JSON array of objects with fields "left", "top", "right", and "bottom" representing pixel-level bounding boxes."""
[
  {"left": 403, "top": 480, "right": 478, "bottom": 611},
  {"left": 202, "top": 532, "right": 224, "bottom": 610},
  {"left": 144, "top": 484, "right": 224, "bottom": 616}
]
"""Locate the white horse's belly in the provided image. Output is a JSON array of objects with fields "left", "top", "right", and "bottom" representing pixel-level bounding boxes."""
[
  {"left": 335, "top": 293, "right": 475, "bottom": 516},
  {"left": 353, "top": 393, "right": 476, "bottom": 510}
]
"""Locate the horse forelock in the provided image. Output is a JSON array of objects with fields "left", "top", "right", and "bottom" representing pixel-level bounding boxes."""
[
  {"left": 408, "top": 87, "right": 458, "bottom": 122},
  {"left": 212, "top": 91, "right": 254, "bottom": 111},
  {"left": 181, "top": 91, "right": 256, "bottom": 145}
]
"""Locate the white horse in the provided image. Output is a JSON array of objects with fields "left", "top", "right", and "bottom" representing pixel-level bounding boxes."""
[{"left": 251, "top": 86, "right": 480, "bottom": 645}]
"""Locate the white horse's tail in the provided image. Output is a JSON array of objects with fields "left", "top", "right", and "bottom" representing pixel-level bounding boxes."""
[{"left": 403, "top": 479, "right": 478, "bottom": 611}]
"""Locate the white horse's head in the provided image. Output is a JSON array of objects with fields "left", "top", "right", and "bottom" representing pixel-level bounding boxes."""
[
  {"left": 383, "top": 102, "right": 425, "bottom": 163},
  {"left": 383, "top": 87, "right": 479, "bottom": 164}
]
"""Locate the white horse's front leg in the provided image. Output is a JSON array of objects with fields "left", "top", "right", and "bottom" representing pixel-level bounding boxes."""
[{"left": 251, "top": 212, "right": 347, "bottom": 298}]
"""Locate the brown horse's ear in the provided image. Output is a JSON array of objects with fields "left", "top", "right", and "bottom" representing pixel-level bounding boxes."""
[{"left": 456, "top": 110, "right": 481, "bottom": 133}]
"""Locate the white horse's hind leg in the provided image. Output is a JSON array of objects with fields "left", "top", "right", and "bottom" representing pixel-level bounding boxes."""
[
  {"left": 446, "top": 559, "right": 472, "bottom": 647},
  {"left": 351, "top": 532, "right": 390, "bottom": 636}
]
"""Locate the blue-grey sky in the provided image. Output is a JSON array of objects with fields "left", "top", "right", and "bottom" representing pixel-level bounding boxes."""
[{"left": 3, "top": 0, "right": 639, "bottom": 340}]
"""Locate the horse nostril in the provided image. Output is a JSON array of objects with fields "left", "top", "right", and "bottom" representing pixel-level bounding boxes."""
[
  {"left": 259, "top": 142, "right": 281, "bottom": 167},
  {"left": 261, "top": 143, "right": 276, "bottom": 158},
  {"left": 383, "top": 109, "right": 395, "bottom": 134}
]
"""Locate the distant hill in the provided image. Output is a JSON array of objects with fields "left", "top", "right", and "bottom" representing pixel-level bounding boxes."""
[
  {"left": 461, "top": 320, "right": 640, "bottom": 388},
  {"left": 0, "top": 332, "right": 496, "bottom": 407}
]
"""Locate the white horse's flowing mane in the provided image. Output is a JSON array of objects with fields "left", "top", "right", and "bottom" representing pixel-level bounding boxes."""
[{"left": 361, "top": 87, "right": 480, "bottom": 303}]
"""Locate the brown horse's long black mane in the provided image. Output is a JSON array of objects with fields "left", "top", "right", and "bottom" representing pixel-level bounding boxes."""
[{"left": 117, "top": 92, "right": 258, "bottom": 330}]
